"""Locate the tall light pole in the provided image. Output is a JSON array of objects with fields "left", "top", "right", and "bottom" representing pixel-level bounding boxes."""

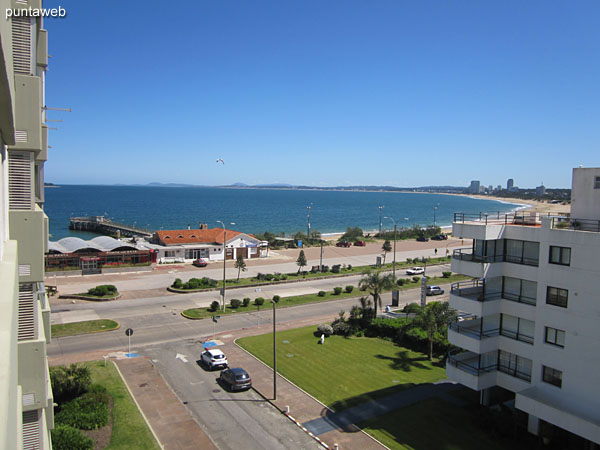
[
  {"left": 378, "top": 205, "right": 384, "bottom": 236},
  {"left": 216, "top": 220, "right": 235, "bottom": 311},
  {"left": 433, "top": 204, "right": 440, "bottom": 227},
  {"left": 384, "top": 217, "right": 397, "bottom": 279},
  {"left": 272, "top": 299, "right": 277, "bottom": 400},
  {"left": 306, "top": 204, "right": 312, "bottom": 240}
]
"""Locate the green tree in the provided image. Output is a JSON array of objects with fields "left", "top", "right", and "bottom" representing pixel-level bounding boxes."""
[
  {"left": 50, "top": 364, "right": 92, "bottom": 405},
  {"left": 341, "top": 226, "right": 363, "bottom": 242},
  {"left": 234, "top": 254, "right": 247, "bottom": 281},
  {"left": 358, "top": 270, "right": 395, "bottom": 318},
  {"left": 414, "top": 301, "right": 457, "bottom": 360},
  {"left": 296, "top": 250, "right": 307, "bottom": 276},
  {"left": 381, "top": 240, "right": 392, "bottom": 265}
]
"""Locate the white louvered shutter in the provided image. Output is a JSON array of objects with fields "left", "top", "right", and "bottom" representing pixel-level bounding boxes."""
[
  {"left": 22, "top": 410, "right": 40, "bottom": 450},
  {"left": 8, "top": 152, "right": 33, "bottom": 210},
  {"left": 18, "top": 283, "right": 36, "bottom": 341},
  {"left": 12, "top": 16, "right": 33, "bottom": 75}
]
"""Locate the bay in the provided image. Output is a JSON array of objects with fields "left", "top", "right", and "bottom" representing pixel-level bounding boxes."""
[{"left": 44, "top": 185, "right": 523, "bottom": 240}]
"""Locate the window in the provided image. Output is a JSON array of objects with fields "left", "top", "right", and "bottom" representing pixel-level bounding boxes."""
[
  {"left": 595, "top": 176, "right": 600, "bottom": 189},
  {"left": 547, "top": 286, "right": 568, "bottom": 308},
  {"left": 542, "top": 366, "right": 562, "bottom": 387},
  {"left": 545, "top": 327, "right": 565, "bottom": 348},
  {"left": 549, "top": 246, "right": 571, "bottom": 266}
]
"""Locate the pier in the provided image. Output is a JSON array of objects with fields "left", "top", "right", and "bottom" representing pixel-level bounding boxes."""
[{"left": 69, "top": 216, "right": 154, "bottom": 238}]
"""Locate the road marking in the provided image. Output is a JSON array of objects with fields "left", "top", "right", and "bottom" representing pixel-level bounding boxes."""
[{"left": 176, "top": 353, "right": 188, "bottom": 363}]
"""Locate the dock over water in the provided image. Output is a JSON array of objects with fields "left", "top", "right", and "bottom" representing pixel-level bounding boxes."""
[{"left": 69, "top": 216, "right": 153, "bottom": 238}]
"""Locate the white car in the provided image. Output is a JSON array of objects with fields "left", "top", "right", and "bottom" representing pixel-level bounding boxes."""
[
  {"left": 406, "top": 266, "right": 425, "bottom": 275},
  {"left": 201, "top": 348, "right": 228, "bottom": 370}
]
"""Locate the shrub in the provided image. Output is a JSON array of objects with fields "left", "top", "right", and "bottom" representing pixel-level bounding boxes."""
[
  {"left": 366, "top": 317, "right": 411, "bottom": 339},
  {"left": 280, "top": 274, "right": 288, "bottom": 280},
  {"left": 412, "top": 276, "right": 421, "bottom": 283},
  {"left": 51, "top": 424, "right": 94, "bottom": 450},
  {"left": 209, "top": 301, "right": 219, "bottom": 312},
  {"left": 256, "top": 272, "right": 264, "bottom": 280},
  {"left": 264, "top": 274, "right": 274, "bottom": 281},
  {"left": 442, "top": 271, "right": 452, "bottom": 278},
  {"left": 402, "top": 302, "right": 422, "bottom": 314},
  {"left": 310, "top": 266, "right": 319, "bottom": 274},
  {"left": 173, "top": 278, "right": 183, "bottom": 289},
  {"left": 332, "top": 321, "right": 352, "bottom": 336},
  {"left": 87, "top": 284, "right": 118, "bottom": 297},
  {"left": 272, "top": 295, "right": 280, "bottom": 303},
  {"left": 333, "top": 287, "right": 343, "bottom": 295},
  {"left": 317, "top": 324, "right": 333, "bottom": 337},
  {"left": 344, "top": 285, "right": 354, "bottom": 293},
  {"left": 254, "top": 297, "right": 265, "bottom": 306},
  {"left": 230, "top": 299, "right": 241, "bottom": 309},
  {"left": 321, "top": 265, "right": 329, "bottom": 273},
  {"left": 406, "top": 258, "right": 413, "bottom": 264},
  {"left": 242, "top": 297, "right": 251, "bottom": 307},
  {"left": 397, "top": 278, "right": 405, "bottom": 286},
  {"left": 331, "top": 264, "right": 341, "bottom": 273},
  {"left": 55, "top": 392, "right": 110, "bottom": 430},
  {"left": 347, "top": 264, "right": 352, "bottom": 270},
  {"left": 317, "top": 290, "right": 326, "bottom": 297},
  {"left": 50, "top": 364, "right": 92, "bottom": 405}
]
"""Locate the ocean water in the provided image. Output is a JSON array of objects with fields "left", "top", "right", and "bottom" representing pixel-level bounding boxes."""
[{"left": 44, "top": 185, "right": 523, "bottom": 240}]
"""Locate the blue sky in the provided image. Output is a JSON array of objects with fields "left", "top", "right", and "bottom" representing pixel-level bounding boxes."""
[{"left": 43, "top": 1, "right": 599, "bottom": 188}]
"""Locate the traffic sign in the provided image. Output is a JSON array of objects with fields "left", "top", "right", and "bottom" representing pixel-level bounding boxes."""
[{"left": 125, "top": 328, "right": 134, "bottom": 336}]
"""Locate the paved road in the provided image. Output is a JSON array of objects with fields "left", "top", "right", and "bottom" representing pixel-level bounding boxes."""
[
  {"left": 143, "top": 342, "right": 320, "bottom": 450},
  {"left": 50, "top": 263, "right": 452, "bottom": 325}
]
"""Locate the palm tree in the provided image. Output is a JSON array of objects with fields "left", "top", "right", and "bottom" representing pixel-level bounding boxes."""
[
  {"left": 358, "top": 270, "right": 395, "bottom": 317},
  {"left": 414, "top": 301, "right": 457, "bottom": 360},
  {"left": 234, "top": 254, "right": 247, "bottom": 281},
  {"left": 381, "top": 240, "right": 392, "bottom": 265}
]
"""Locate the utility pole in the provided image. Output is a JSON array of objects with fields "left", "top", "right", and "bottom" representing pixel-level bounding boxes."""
[
  {"left": 273, "top": 300, "right": 277, "bottom": 400},
  {"left": 320, "top": 239, "right": 324, "bottom": 271},
  {"left": 378, "top": 205, "right": 384, "bottom": 235},
  {"left": 384, "top": 216, "right": 397, "bottom": 279},
  {"left": 306, "top": 204, "right": 312, "bottom": 240},
  {"left": 433, "top": 204, "right": 439, "bottom": 227}
]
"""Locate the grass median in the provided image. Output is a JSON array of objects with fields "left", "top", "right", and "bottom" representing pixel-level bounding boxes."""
[
  {"left": 85, "top": 361, "right": 160, "bottom": 449},
  {"left": 181, "top": 273, "right": 470, "bottom": 320},
  {"left": 51, "top": 319, "right": 120, "bottom": 338}
]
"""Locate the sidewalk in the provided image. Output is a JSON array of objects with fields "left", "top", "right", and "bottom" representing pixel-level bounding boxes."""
[{"left": 49, "top": 353, "right": 218, "bottom": 450}]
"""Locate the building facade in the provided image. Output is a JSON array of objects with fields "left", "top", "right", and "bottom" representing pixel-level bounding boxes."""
[
  {"left": 447, "top": 167, "right": 600, "bottom": 446},
  {"left": 468, "top": 180, "right": 481, "bottom": 194},
  {"left": 0, "top": 0, "right": 54, "bottom": 448}
]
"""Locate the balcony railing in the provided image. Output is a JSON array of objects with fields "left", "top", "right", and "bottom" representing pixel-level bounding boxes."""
[
  {"left": 451, "top": 280, "right": 536, "bottom": 306},
  {"left": 453, "top": 212, "right": 600, "bottom": 234},
  {"left": 551, "top": 217, "right": 600, "bottom": 233},
  {"left": 452, "top": 248, "right": 538, "bottom": 267},
  {"left": 498, "top": 364, "right": 532, "bottom": 382},
  {"left": 449, "top": 317, "right": 499, "bottom": 340},
  {"left": 447, "top": 349, "right": 497, "bottom": 376},
  {"left": 499, "top": 329, "right": 534, "bottom": 345}
]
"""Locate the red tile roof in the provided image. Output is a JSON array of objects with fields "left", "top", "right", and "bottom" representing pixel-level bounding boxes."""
[{"left": 155, "top": 228, "right": 256, "bottom": 246}]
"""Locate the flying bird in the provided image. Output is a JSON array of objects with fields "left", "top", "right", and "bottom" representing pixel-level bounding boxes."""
[{"left": 216, "top": 158, "right": 225, "bottom": 164}]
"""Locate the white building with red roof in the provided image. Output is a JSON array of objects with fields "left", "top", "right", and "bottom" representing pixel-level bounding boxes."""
[{"left": 151, "top": 227, "right": 268, "bottom": 263}]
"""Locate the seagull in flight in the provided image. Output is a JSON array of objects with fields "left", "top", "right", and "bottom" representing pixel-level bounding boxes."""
[{"left": 216, "top": 158, "right": 225, "bottom": 164}]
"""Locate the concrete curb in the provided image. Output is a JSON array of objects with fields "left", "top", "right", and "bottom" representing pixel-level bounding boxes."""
[{"left": 111, "top": 360, "right": 164, "bottom": 450}]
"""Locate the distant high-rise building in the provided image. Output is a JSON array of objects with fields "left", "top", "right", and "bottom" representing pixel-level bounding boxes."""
[
  {"left": 468, "top": 180, "right": 481, "bottom": 194},
  {"left": 536, "top": 184, "right": 546, "bottom": 197},
  {"left": 496, "top": 185, "right": 502, "bottom": 192},
  {"left": 507, "top": 178, "right": 514, "bottom": 190}
]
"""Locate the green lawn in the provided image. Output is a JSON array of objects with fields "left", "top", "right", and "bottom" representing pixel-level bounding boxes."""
[
  {"left": 85, "top": 361, "right": 160, "bottom": 450},
  {"left": 51, "top": 319, "right": 120, "bottom": 338},
  {"left": 237, "top": 325, "right": 446, "bottom": 409},
  {"left": 359, "top": 398, "right": 508, "bottom": 450}
]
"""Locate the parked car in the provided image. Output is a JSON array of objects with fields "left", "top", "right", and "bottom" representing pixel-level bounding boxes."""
[
  {"left": 201, "top": 348, "right": 228, "bottom": 370},
  {"left": 431, "top": 234, "right": 448, "bottom": 241},
  {"left": 354, "top": 240, "right": 366, "bottom": 246},
  {"left": 416, "top": 236, "right": 429, "bottom": 242},
  {"left": 426, "top": 285, "right": 444, "bottom": 296},
  {"left": 219, "top": 368, "right": 252, "bottom": 391},
  {"left": 406, "top": 266, "right": 425, "bottom": 275},
  {"left": 336, "top": 241, "right": 351, "bottom": 247},
  {"left": 192, "top": 258, "right": 208, "bottom": 267}
]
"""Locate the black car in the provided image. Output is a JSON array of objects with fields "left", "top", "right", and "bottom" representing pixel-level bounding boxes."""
[
  {"left": 416, "top": 236, "right": 429, "bottom": 242},
  {"left": 219, "top": 368, "right": 252, "bottom": 391},
  {"left": 431, "top": 234, "right": 448, "bottom": 241}
]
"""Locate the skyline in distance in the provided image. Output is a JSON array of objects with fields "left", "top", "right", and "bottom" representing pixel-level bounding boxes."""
[{"left": 43, "top": 1, "right": 600, "bottom": 188}]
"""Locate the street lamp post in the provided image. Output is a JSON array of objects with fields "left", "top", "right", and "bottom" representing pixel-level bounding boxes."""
[
  {"left": 433, "top": 204, "right": 440, "bottom": 227},
  {"left": 384, "top": 217, "right": 397, "bottom": 279},
  {"left": 378, "top": 205, "right": 384, "bottom": 236},
  {"left": 216, "top": 220, "right": 235, "bottom": 311},
  {"left": 272, "top": 299, "right": 277, "bottom": 400},
  {"left": 306, "top": 204, "right": 312, "bottom": 240}
]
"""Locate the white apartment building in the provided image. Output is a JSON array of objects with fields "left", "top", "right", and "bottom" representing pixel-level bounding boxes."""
[
  {"left": 0, "top": 0, "right": 54, "bottom": 448},
  {"left": 447, "top": 167, "right": 600, "bottom": 446}
]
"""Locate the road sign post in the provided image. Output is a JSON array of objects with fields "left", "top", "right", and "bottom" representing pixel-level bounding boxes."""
[{"left": 125, "top": 328, "right": 134, "bottom": 355}]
